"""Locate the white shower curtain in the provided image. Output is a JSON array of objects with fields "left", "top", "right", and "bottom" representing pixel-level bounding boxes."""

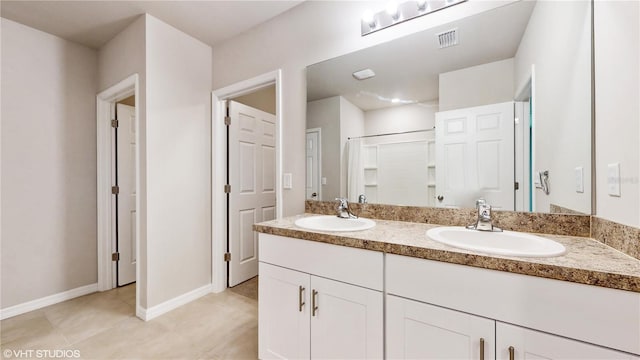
[{"left": 347, "top": 139, "right": 365, "bottom": 202}]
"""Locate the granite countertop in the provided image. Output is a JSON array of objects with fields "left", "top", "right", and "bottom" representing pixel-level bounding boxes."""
[{"left": 254, "top": 214, "right": 640, "bottom": 293}]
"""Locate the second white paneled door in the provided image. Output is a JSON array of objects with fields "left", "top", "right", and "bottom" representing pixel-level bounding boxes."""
[
  {"left": 435, "top": 102, "right": 515, "bottom": 210},
  {"left": 229, "top": 101, "right": 276, "bottom": 286},
  {"left": 115, "top": 103, "right": 136, "bottom": 286},
  {"left": 305, "top": 129, "right": 320, "bottom": 200}
]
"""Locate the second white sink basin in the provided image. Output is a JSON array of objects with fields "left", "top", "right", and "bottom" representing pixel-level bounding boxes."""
[
  {"left": 426, "top": 226, "right": 566, "bottom": 258},
  {"left": 294, "top": 215, "right": 376, "bottom": 232}
]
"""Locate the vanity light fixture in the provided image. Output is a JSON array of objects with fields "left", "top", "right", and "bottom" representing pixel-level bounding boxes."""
[
  {"left": 352, "top": 68, "right": 376, "bottom": 80},
  {"left": 362, "top": 9, "right": 376, "bottom": 29},
  {"left": 361, "top": 0, "right": 467, "bottom": 36},
  {"left": 386, "top": 1, "right": 400, "bottom": 20}
]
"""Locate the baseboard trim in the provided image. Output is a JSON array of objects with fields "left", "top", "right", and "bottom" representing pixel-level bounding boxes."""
[
  {"left": 0, "top": 283, "right": 98, "bottom": 320},
  {"left": 137, "top": 284, "right": 213, "bottom": 321}
]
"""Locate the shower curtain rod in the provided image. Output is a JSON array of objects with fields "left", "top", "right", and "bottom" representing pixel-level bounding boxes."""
[{"left": 348, "top": 128, "right": 435, "bottom": 140}]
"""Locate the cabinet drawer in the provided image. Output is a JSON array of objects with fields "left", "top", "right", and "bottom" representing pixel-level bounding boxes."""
[
  {"left": 387, "top": 254, "right": 640, "bottom": 355},
  {"left": 259, "top": 234, "right": 383, "bottom": 291}
]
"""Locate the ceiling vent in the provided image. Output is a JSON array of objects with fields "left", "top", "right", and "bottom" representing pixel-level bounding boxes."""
[
  {"left": 437, "top": 28, "right": 459, "bottom": 49},
  {"left": 352, "top": 68, "right": 376, "bottom": 80}
]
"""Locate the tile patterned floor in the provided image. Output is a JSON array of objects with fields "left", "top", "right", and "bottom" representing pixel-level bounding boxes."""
[
  {"left": 1, "top": 282, "right": 258, "bottom": 359},
  {"left": 228, "top": 277, "right": 258, "bottom": 301}
]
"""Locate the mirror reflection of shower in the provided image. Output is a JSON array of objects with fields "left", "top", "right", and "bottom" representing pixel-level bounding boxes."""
[{"left": 347, "top": 128, "right": 436, "bottom": 207}]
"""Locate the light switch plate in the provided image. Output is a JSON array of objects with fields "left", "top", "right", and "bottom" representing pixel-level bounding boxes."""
[
  {"left": 607, "top": 163, "right": 621, "bottom": 197},
  {"left": 283, "top": 173, "right": 293, "bottom": 189},
  {"left": 575, "top": 167, "right": 584, "bottom": 193}
]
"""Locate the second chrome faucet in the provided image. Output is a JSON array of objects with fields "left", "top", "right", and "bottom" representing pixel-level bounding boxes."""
[
  {"left": 467, "top": 198, "right": 502, "bottom": 232},
  {"left": 335, "top": 198, "right": 358, "bottom": 219}
]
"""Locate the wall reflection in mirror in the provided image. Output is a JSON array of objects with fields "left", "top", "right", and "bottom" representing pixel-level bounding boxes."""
[{"left": 305, "top": 0, "right": 592, "bottom": 214}]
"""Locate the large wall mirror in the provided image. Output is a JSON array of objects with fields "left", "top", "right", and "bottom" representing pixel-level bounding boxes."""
[{"left": 305, "top": 0, "right": 592, "bottom": 214}]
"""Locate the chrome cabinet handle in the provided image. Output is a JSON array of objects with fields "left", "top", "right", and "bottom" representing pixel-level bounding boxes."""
[
  {"left": 508, "top": 346, "right": 515, "bottom": 360},
  {"left": 298, "top": 286, "right": 305, "bottom": 312},
  {"left": 312, "top": 289, "right": 318, "bottom": 316},
  {"left": 479, "top": 338, "right": 485, "bottom": 360}
]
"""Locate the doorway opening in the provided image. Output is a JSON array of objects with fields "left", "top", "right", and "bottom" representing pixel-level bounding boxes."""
[
  {"left": 96, "top": 74, "right": 140, "bottom": 317},
  {"left": 211, "top": 70, "right": 283, "bottom": 293}
]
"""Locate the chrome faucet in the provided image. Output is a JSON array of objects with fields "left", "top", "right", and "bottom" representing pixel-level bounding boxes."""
[
  {"left": 358, "top": 194, "right": 367, "bottom": 204},
  {"left": 467, "top": 198, "right": 502, "bottom": 232},
  {"left": 335, "top": 198, "right": 357, "bottom": 219}
]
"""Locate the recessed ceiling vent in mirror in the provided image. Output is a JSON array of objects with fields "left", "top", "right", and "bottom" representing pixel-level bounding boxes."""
[{"left": 438, "top": 28, "right": 459, "bottom": 48}]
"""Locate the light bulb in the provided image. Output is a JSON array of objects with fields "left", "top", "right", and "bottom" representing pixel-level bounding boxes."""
[
  {"left": 391, "top": 98, "right": 401, "bottom": 103},
  {"left": 417, "top": 0, "right": 428, "bottom": 11},
  {"left": 362, "top": 9, "right": 376, "bottom": 28},
  {"left": 386, "top": 1, "right": 399, "bottom": 20}
]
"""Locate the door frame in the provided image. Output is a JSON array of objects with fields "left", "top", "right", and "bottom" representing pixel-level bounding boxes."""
[
  {"left": 96, "top": 74, "right": 140, "bottom": 304},
  {"left": 211, "top": 70, "right": 283, "bottom": 293},
  {"left": 305, "top": 127, "right": 322, "bottom": 201},
  {"left": 515, "top": 65, "right": 536, "bottom": 211}
]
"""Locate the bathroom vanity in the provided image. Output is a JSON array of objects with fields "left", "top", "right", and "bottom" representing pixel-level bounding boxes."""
[{"left": 255, "top": 215, "right": 640, "bottom": 360}]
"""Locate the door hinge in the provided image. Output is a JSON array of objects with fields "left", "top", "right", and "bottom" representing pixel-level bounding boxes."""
[
  {"left": 224, "top": 116, "right": 231, "bottom": 126},
  {"left": 224, "top": 184, "right": 231, "bottom": 193},
  {"left": 112, "top": 252, "right": 120, "bottom": 261},
  {"left": 515, "top": 181, "right": 520, "bottom": 190},
  {"left": 111, "top": 119, "right": 119, "bottom": 128},
  {"left": 112, "top": 185, "right": 120, "bottom": 195},
  {"left": 224, "top": 252, "right": 231, "bottom": 262}
]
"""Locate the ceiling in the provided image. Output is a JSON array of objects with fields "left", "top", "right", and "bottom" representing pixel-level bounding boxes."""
[
  {"left": 306, "top": 1, "right": 536, "bottom": 111},
  {"left": 0, "top": 1, "right": 303, "bottom": 49}
]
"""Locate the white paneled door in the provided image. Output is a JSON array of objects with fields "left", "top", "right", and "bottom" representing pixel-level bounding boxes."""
[
  {"left": 116, "top": 103, "right": 136, "bottom": 286},
  {"left": 229, "top": 101, "right": 276, "bottom": 286},
  {"left": 305, "top": 129, "right": 320, "bottom": 200},
  {"left": 435, "top": 102, "right": 515, "bottom": 210}
]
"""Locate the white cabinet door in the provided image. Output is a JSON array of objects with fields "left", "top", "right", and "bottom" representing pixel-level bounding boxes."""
[
  {"left": 259, "top": 263, "right": 310, "bottom": 360},
  {"left": 387, "top": 295, "right": 495, "bottom": 360},
  {"left": 497, "top": 322, "right": 639, "bottom": 360},
  {"left": 310, "top": 275, "right": 383, "bottom": 359}
]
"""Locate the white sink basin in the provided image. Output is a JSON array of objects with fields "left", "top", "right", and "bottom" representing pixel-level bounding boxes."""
[
  {"left": 426, "top": 226, "right": 566, "bottom": 258},
  {"left": 294, "top": 215, "right": 376, "bottom": 232}
]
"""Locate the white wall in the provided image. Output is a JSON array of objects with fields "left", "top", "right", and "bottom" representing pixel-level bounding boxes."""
[
  {"left": 339, "top": 97, "right": 365, "bottom": 198},
  {"left": 97, "top": 15, "right": 149, "bottom": 307},
  {"left": 145, "top": 15, "right": 212, "bottom": 307},
  {"left": 594, "top": 0, "right": 640, "bottom": 227},
  {"left": 1, "top": 18, "right": 98, "bottom": 308},
  {"left": 212, "top": 0, "right": 516, "bottom": 216},
  {"left": 439, "top": 58, "right": 514, "bottom": 112},
  {"left": 514, "top": 1, "right": 592, "bottom": 214},
  {"left": 364, "top": 101, "right": 438, "bottom": 144},
  {"left": 306, "top": 97, "right": 341, "bottom": 201},
  {"left": 98, "top": 14, "right": 213, "bottom": 309}
]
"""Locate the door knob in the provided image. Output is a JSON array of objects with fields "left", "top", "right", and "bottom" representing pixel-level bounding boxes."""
[
  {"left": 311, "top": 192, "right": 317, "bottom": 198},
  {"left": 437, "top": 195, "right": 444, "bottom": 201}
]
